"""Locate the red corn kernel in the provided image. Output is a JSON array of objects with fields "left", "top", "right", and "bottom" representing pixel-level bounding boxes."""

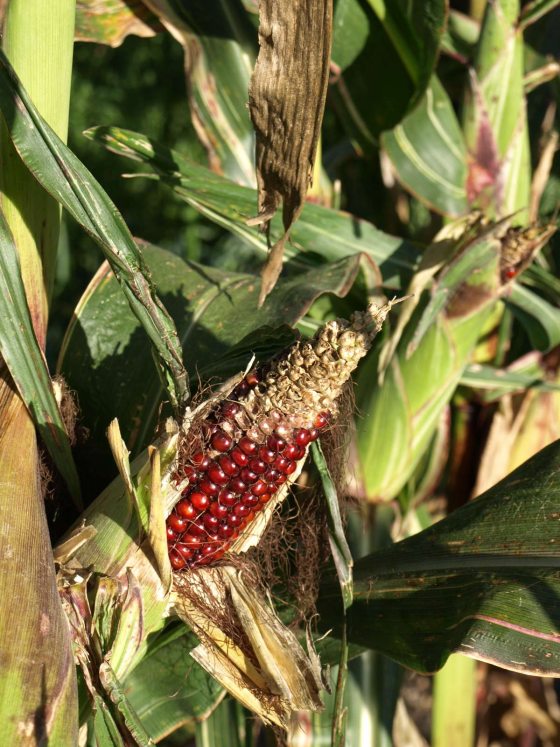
[
  {"left": 230, "top": 476, "right": 247, "bottom": 493},
  {"left": 218, "top": 523, "right": 234, "bottom": 539},
  {"left": 259, "top": 492, "right": 272, "bottom": 504},
  {"left": 314, "top": 411, "right": 330, "bottom": 429},
  {"left": 249, "top": 458, "right": 267, "bottom": 474},
  {"left": 219, "top": 454, "right": 239, "bottom": 476},
  {"left": 265, "top": 467, "right": 280, "bottom": 483},
  {"left": 284, "top": 443, "right": 300, "bottom": 460},
  {"left": 231, "top": 447, "right": 249, "bottom": 467},
  {"left": 199, "top": 479, "right": 219, "bottom": 496},
  {"left": 308, "top": 428, "right": 319, "bottom": 442},
  {"left": 218, "top": 489, "right": 237, "bottom": 507},
  {"left": 167, "top": 513, "right": 188, "bottom": 533},
  {"left": 207, "top": 462, "right": 229, "bottom": 486},
  {"left": 222, "top": 401, "right": 241, "bottom": 419},
  {"left": 267, "top": 434, "right": 286, "bottom": 452},
  {"left": 293, "top": 444, "right": 306, "bottom": 460},
  {"left": 240, "top": 468, "right": 258, "bottom": 484},
  {"left": 275, "top": 456, "right": 296, "bottom": 474},
  {"left": 169, "top": 549, "right": 186, "bottom": 570},
  {"left": 228, "top": 513, "right": 243, "bottom": 528},
  {"left": 212, "top": 430, "right": 233, "bottom": 452},
  {"left": 274, "top": 455, "right": 289, "bottom": 472},
  {"left": 210, "top": 501, "right": 229, "bottom": 519},
  {"left": 275, "top": 472, "right": 288, "bottom": 484},
  {"left": 246, "top": 371, "right": 260, "bottom": 387},
  {"left": 188, "top": 521, "right": 206, "bottom": 537},
  {"left": 234, "top": 379, "right": 249, "bottom": 397},
  {"left": 190, "top": 492, "right": 210, "bottom": 511},
  {"left": 183, "top": 465, "right": 198, "bottom": 482},
  {"left": 239, "top": 437, "right": 257, "bottom": 455},
  {"left": 251, "top": 480, "right": 268, "bottom": 496},
  {"left": 259, "top": 446, "right": 276, "bottom": 464},
  {"left": 192, "top": 452, "right": 210, "bottom": 470},
  {"left": 176, "top": 543, "right": 194, "bottom": 560},
  {"left": 167, "top": 526, "right": 177, "bottom": 542},
  {"left": 233, "top": 503, "right": 250, "bottom": 518},
  {"left": 176, "top": 500, "right": 197, "bottom": 520},
  {"left": 204, "top": 514, "right": 219, "bottom": 532},
  {"left": 182, "top": 533, "right": 203, "bottom": 548},
  {"left": 295, "top": 428, "right": 311, "bottom": 446},
  {"left": 242, "top": 492, "right": 259, "bottom": 507}
]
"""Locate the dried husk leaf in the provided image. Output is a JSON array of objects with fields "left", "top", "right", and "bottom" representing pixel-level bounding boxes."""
[
  {"left": 249, "top": 0, "right": 333, "bottom": 303},
  {"left": 172, "top": 566, "right": 324, "bottom": 728}
]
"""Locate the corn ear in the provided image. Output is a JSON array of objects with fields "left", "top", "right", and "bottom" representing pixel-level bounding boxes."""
[
  {"left": 356, "top": 218, "right": 554, "bottom": 502},
  {"left": 56, "top": 308, "right": 389, "bottom": 729},
  {"left": 462, "top": 0, "right": 530, "bottom": 218}
]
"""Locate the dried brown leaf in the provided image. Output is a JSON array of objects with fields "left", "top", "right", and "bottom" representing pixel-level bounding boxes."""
[{"left": 249, "top": 0, "right": 333, "bottom": 303}]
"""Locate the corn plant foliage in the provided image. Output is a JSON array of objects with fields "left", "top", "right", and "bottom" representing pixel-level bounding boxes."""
[
  {"left": 122, "top": 628, "right": 223, "bottom": 742},
  {"left": 84, "top": 125, "right": 420, "bottom": 290},
  {"left": 318, "top": 440, "right": 560, "bottom": 676},
  {"left": 84, "top": 126, "right": 560, "bottom": 354},
  {"left": 0, "top": 50, "right": 188, "bottom": 412},
  {"left": 140, "top": 0, "right": 257, "bottom": 185},
  {"left": 331, "top": 0, "right": 447, "bottom": 145},
  {"left": 382, "top": 76, "right": 468, "bottom": 216},
  {"left": 58, "top": 242, "right": 361, "bottom": 495}
]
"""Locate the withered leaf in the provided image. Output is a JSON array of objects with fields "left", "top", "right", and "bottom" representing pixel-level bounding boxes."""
[{"left": 249, "top": 0, "right": 333, "bottom": 304}]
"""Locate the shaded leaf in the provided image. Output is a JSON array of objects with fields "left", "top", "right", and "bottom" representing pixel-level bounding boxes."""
[
  {"left": 143, "top": 0, "right": 256, "bottom": 184},
  {"left": 85, "top": 126, "right": 420, "bottom": 289},
  {"left": 0, "top": 204, "right": 81, "bottom": 503},
  {"left": 382, "top": 77, "right": 468, "bottom": 217},
  {"left": 332, "top": 0, "right": 447, "bottom": 145},
  {"left": 123, "top": 628, "right": 223, "bottom": 742},
  {"left": 75, "top": 0, "right": 161, "bottom": 47},
  {"left": 248, "top": 0, "right": 333, "bottom": 302},
  {"left": 0, "top": 50, "right": 188, "bottom": 412},
  {"left": 507, "top": 282, "right": 560, "bottom": 351},
  {"left": 318, "top": 440, "right": 560, "bottom": 676}
]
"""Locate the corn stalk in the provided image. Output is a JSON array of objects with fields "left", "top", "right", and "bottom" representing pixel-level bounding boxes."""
[{"left": 0, "top": 0, "right": 78, "bottom": 743}]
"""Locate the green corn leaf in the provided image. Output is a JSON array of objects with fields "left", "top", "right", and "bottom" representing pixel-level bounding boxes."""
[
  {"left": 317, "top": 440, "right": 560, "bottom": 675},
  {"left": 507, "top": 282, "right": 560, "bottom": 351},
  {"left": 84, "top": 125, "right": 420, "bottom": 289},
  {"left": 331, "top": 0, "right": 447, "bottom": 145},
  {"left": 0, "top": 49, "right": 189, "bottom": 412},
  {"left": 142, "top": 0, "right": 257, "bottom": 185},
  {"left": 93, "top": 694, "right": 126, "bottom": 747},
  {"left": 0, "top": 203, "right": 81, "bottom": 504},
  {"left": 58, "top": 244, "right": 360, "bottom": 494},
  {"left": 311, "top": 441, "right": 353, "bottom": 610},
  {"left": 519, "top": 0, "right": 560, "bottom": 28},
  {"left": 461, "top": 362, "right": 560, "bottom": 396},
  {"left": 195, "top": 697, "right": 244, "bottom": 747},
  {"left": 382, "top": 76, "right": 469, "bottom": 217},
  {"left": 123, "top": 627, "right": 224, "bottom": 743}
]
